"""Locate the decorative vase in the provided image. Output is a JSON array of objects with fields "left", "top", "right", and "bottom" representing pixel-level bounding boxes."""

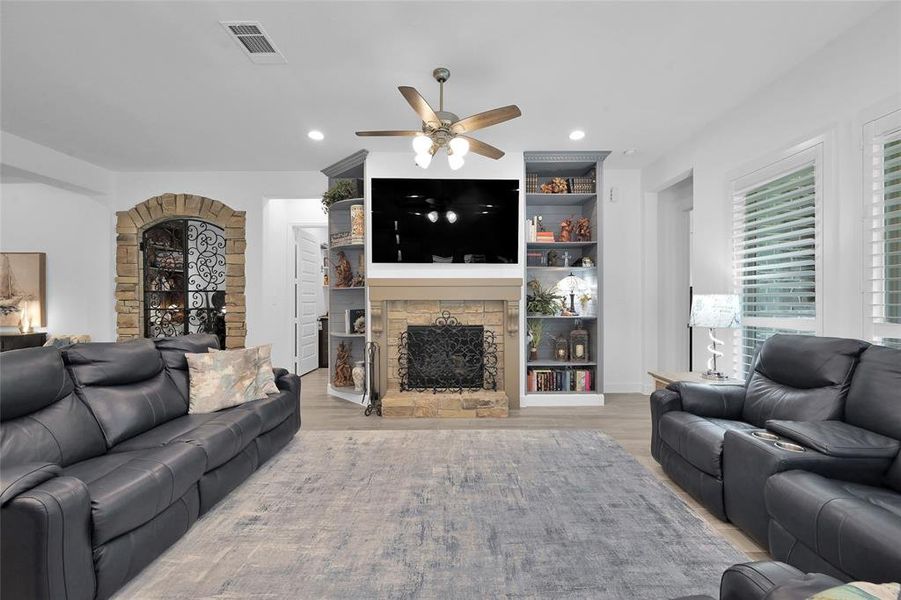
[
  {"left": 529, "top": 346, "right": 538, "bottom": 362},
  {"left": 350, "top": 204, "right": 364, "bottom": 243},
  {"left": 352, "top": 360, "right": 365, "bottom": 392}
]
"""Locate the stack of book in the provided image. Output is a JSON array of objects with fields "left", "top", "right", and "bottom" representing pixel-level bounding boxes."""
[
  {"left": 526, "top": 216, "right": 556, "bottom": 243},
  {"left": 527, "top": 368, "right": 593, "bottom": 392},
  {"left": 525, "top": 173, "right": 540, "bottom": 193}
]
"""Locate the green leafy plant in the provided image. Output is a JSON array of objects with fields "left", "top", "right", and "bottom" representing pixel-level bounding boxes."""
[
  {"left": 321, "top": 180, "right": 359, "bottom": 213},
  {"left": 527, "top": 319, "right": 544, "bottom": 350},
  {"left": 526, "top": 279, "right": 563, "bottom": 316}
]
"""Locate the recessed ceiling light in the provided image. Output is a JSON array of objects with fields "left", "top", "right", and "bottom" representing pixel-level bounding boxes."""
[
  {"left": 569, "top": 130, "right": 586, "bottom": 141},
  {"left": 623, "top": 148, "right": 638, "bottom": 155},
  {"left": 308, "top": 130, "right": 324, "bottom": 141}
]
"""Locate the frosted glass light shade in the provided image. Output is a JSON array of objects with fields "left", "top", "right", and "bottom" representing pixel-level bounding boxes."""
[
  {"left": 449, "top": 137, "right": 470, "bottom": 157},
  {"left": 688, "top": 294, "right": 742, "bottom": 328},
  {"left": 414, "top": 152, "right": 432, "bottom": 169},
  {"left": 412, "top": 135, "right": 433, "bottom": 155},
  {"left": 448, "top": 153, "right": 464, "bottom": 170}
]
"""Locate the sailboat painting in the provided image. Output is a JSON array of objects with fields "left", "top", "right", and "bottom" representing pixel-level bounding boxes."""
[{"left": 0, "top": 253, "right": 46, "bottom": 327}]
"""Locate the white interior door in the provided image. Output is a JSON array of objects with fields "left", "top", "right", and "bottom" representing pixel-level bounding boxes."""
[{"left": 295, "top": 229, "right": 320, "bottom": 375}]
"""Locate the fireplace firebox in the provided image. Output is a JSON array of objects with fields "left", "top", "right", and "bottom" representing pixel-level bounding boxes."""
[{"left": 398, "top": 311, "right": 497, "bottom": 393}]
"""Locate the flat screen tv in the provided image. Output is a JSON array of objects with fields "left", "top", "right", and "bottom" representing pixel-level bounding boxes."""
[{"left": 371, "top": 178, "right": 519, "bottom": 264}]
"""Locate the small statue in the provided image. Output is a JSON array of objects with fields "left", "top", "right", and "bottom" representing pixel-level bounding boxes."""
[
  {"left": 334, "top": 342, "right": 354, "bottom": 387},
  {"left": 334, "top": 251, "right": 353, "bottom": 288},
  {"left": 559, "top": 217, "right": 574, "bottom": 242},
  {"left": 546, "top": 250, "right": 559, "bottom": 267},
  {"left": 576, "top": 217, "right": 592, "bottom": 241}
]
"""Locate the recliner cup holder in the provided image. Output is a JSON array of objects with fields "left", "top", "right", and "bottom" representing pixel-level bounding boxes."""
[
  {"left": 774, "top": 441, "right": 805, "bottom": 453},
  {"left": 751, "top": 431, "right": 780, "bottom": 441}
]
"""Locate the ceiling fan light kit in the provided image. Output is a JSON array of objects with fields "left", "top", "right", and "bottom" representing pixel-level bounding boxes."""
[{"left": 356, "top": 67, "right": 521, "bottom": 169}]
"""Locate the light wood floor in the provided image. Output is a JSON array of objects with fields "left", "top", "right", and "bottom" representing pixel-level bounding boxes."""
[{"left": 299, "top": 368, "right": 767, "bottom": 560}]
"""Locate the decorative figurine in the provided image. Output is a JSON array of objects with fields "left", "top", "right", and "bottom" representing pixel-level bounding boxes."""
[
  {"left": 576, "top": 217, "right": 592, "bottom": 241},
  {"left": 559, "top": 216, "right": 574, "bottom": 242},
  {"left": 562, "top": 251, "right": 572, "bottom": 267},
  {"left": 334, "top": 342, "right": 354, "bottom": 387},
  {"left": 580, "top": 257, "right": 594, "bottom": 268},
  {"left": 334, "top": 251, "right": 353, "bottom": 288},
  {"left": 546, "top": 249, "right": 560, "bottom": 267},
  {"left": 350, "top": 204, "right": 364, "bottom": 242},
  {"left": 352, "top": 360, "right": 365, "bottom": 392}
]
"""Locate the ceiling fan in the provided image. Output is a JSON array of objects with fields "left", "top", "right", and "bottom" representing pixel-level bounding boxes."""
[{"left": 356, "top": 67, "right": 522, "bottom": 169}]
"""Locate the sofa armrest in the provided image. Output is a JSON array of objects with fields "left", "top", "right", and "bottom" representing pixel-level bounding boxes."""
[
  {"left": 765, "top": 420, "right": 900, "bottom": 459},
  {"left": 667, "top": 382, "right": 746, "bottom": 419},
  {"left": 274, "top": 369, "right": 301, "bottom": 432},
  {"left": 720, "top": 561, "right": 804, "bottom": 600},
  {"left": 1, "top": 476, "right": 95, "bottom": 600},
  {"left": 1, "top": 462, "right": 61, "bottom": 505},
  {"left": 650, "top": 388, "right": 682, "bottom": 462},
  {"left": 722, "top": 429, "right": 894, "bottom": 546}
]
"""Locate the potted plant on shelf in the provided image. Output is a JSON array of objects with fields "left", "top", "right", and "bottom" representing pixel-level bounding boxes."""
[
  {"left": 526, "top": 320, "right": 544, "bottom": 362},
  {"left": 526, "top": 279, "right": 563, "bottom": 317},
  {"left": 321, "top": 179, "right": 359, "bottom": 213}
]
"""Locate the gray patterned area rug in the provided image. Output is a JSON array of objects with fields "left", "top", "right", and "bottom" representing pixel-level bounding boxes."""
[{"left": 116, "top": 430, "right": 745, "bottom": 599}]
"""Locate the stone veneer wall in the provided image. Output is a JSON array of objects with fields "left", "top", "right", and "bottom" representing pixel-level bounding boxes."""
[
  {"left": 115, "top": 194, "right": 246, "bottom": 348},
  {"left": 386, "top": 299, "right": 505, "bottom": 392}
]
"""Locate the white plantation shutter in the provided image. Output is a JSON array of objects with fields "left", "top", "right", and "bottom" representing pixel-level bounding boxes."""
[
  {"left": 732, "top": 145, "right": 822, "bottom": 375},
  {"left": 865, "top": 109, "right": 901, "bottom": 346}
]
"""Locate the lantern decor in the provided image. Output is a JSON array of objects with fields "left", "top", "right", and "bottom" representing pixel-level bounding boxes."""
[
  {"left": 569, "top": 321, "right": 589, "bottom": 362},
  {"left": 553, "top": 336, "right": 569, "bottom": 362}
]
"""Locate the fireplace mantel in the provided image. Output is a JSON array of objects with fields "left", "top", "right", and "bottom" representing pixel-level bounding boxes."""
[{"left": 368, "top": 277, "right": 522, "bottom": 412}]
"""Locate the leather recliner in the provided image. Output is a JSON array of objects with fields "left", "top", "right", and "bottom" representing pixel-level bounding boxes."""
[
  {"left": 0, "top": 334, "right": 302, "bottom": 600},
  {"left": 651, "top": 334, "right": 901, "bottom": 583}
]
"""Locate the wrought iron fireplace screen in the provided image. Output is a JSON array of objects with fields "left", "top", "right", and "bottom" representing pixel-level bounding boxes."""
[
  {"left": 142, "top": 219, "right": 226, "bottom": 347},
  {"left": 397, "top": 311, "right": 498, "bottom": 394}
]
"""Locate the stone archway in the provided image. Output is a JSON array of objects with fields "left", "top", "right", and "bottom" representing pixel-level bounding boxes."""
[{"left": 115, "top": 194, "right": 246, "bottom": 348}]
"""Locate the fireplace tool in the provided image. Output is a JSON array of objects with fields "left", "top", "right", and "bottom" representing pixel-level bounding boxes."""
[{"left": 363, "top": 341, "right": 382, "bottom": 417}]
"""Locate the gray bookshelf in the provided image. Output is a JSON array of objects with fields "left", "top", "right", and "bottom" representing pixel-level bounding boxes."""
[
  {"left": 523, "top": 151, "right": 610, "bottom": 406},
  {"left": 321, "top": 151, "right": 368, "bottom": 404}
]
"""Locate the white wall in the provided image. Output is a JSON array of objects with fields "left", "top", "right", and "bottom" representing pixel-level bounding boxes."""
[
  {"left": 112, "top": 172, "right": 326, "bottom": 363},
  {"left": 603, "top": 169, "right": 645, "bottom": 392},
  {"left": 262, "top": 198, "right": 327, "bottom": 369},
  {"left": 642, "top": 2, "right": 901, "bottom": 385},
  {"left": 0, "top": 183, "right": 115, "bottom": 341}
]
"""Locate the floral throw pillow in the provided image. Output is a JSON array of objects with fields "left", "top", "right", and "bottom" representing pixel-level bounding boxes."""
[
  {"left": 186, "top": 347, "right": 260, "bottom": 414},
  {"left": 210, "top": 344, "right": 279, "bottom": 397}
]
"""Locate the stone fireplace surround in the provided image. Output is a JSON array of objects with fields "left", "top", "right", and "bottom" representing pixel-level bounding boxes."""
[{"left": 369, "top": 278, "right": 522, "bottom": 417}]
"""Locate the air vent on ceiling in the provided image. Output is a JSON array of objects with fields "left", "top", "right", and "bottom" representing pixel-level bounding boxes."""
[{"left": 221, "top": 21, "right": 286, "bottom": 64}]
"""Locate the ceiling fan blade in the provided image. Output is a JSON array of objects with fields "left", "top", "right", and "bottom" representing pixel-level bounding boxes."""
[
  {"left": 460, "top": 136, "right": 505, "bottom": 160},
  {"left": 398, "top": 86, "right": 441, "bottom": 127},
  {"left": 355, "top": 130, "right": 422, "bottom": 137},
  {"left": 451, "top": 105, "right": 521, "bottom": 134}
]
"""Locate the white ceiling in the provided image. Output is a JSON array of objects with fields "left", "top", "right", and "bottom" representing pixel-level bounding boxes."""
[{"left": 0, "top": 1, "right": 886, "bottom": 172}]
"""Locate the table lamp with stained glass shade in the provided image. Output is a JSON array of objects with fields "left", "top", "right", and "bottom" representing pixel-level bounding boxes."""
[
  {"left": 557, "top": 273, "right": 589, "bottom": 314},
  {"left": 688, "top": 294, "right": 742, "bottom": 380}
]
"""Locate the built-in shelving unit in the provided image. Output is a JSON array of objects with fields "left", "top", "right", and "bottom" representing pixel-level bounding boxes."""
[
  {"left": 322, "top": 151, "right": 368, "bottom": 404},
  {"left": 522, "top": 151, "right": 609, "bottom": 407}
]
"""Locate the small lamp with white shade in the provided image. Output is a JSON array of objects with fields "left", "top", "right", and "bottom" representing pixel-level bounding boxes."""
[
  {"left": 688, "top": 294, "right": 741, "bottom": 380},
  {"left": 557, "top": 272, "right": 588, "bottom": 315}
]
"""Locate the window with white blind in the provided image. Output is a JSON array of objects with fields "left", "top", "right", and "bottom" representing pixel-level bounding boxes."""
[
  {"left": 732, "top": 144, "right": 822, "bottom": 375},
  {"left": 864, "top": 108, "right": 901, "bottom": 347}
]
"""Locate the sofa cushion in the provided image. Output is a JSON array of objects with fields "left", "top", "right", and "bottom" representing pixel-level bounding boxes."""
[
  {"left": 112, "top": 408, "right": 263, "bottom": 471},
  {"left": 0, "top": 347, "right": 107, "bottom": 466},
  {"left": 64, "top": 340, "right": 186, "bottom": 447},
  {"left": 742, "top": 335, "right": 869, "bottom": 428},
  {"left": 844, "top": 344, "right": 901, "bottom": 441},
  {"left": 153, "top": 333, "right": 219, "bottom": 403},
  {"left": 658, "top": 412, "right": 755, "bottom": 477},
  {"left": 765, "top": 471, "right": 901, "bottom": 582},
  {"left": 186, "top": 347, "right": 261, "bottom": 414},
  {"left": 62, "top": 444, "right": 206, "bottom": 545}
]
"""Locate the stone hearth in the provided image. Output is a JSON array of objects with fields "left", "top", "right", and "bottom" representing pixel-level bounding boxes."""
[{"left": 369, "top": 278, "right": 522, "bottom": 417}]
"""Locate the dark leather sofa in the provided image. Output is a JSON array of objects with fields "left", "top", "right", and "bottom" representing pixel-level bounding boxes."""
[
  {"left": 674, "top": 560, "right": 845, "bottom": 600},
  {"left": 651, "top": 334, "right": 901, "bottom": 583},
  {"left": 0, "top": 334, "right": 301, "bottom": 600}
]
